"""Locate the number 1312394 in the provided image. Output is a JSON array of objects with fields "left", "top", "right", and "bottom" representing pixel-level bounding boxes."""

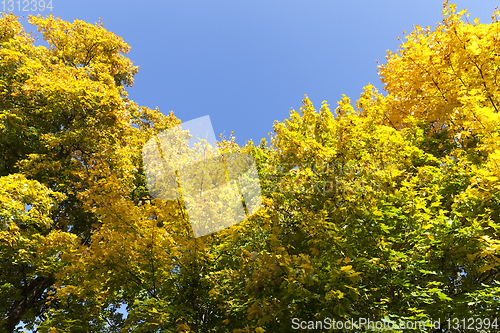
[{"left": 2, "top": 0, "right": 53, "bottom": 12}]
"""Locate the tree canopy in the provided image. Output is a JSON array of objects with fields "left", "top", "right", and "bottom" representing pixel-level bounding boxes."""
[{"left": 1, "top": 2, "right": 500, "bottom": 332}]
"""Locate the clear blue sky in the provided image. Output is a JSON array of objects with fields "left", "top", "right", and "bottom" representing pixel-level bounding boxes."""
[{"left": 13, "top": 0, "right": 500, "bottom": 147}]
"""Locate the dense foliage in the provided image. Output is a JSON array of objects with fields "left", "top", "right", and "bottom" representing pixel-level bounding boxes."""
[{"left": 1, "top": 2, "right": 500, "bottom": 332}]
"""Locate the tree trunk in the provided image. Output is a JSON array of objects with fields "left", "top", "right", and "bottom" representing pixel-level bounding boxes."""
[{"left": 2, "top": 275, "right": 55, "bottom": 333}]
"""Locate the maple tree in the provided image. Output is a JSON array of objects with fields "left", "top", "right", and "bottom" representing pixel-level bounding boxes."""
[
  {"left": 0, "top": 12, "right": 177, "bottom": 332},
  {"left": 1, "top": 2, "right": 500, "bottom": 332}
]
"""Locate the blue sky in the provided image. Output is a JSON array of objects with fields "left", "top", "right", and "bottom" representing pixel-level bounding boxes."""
[{"left": 12, "top": 0, "right": 500, "bottom": 147}]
